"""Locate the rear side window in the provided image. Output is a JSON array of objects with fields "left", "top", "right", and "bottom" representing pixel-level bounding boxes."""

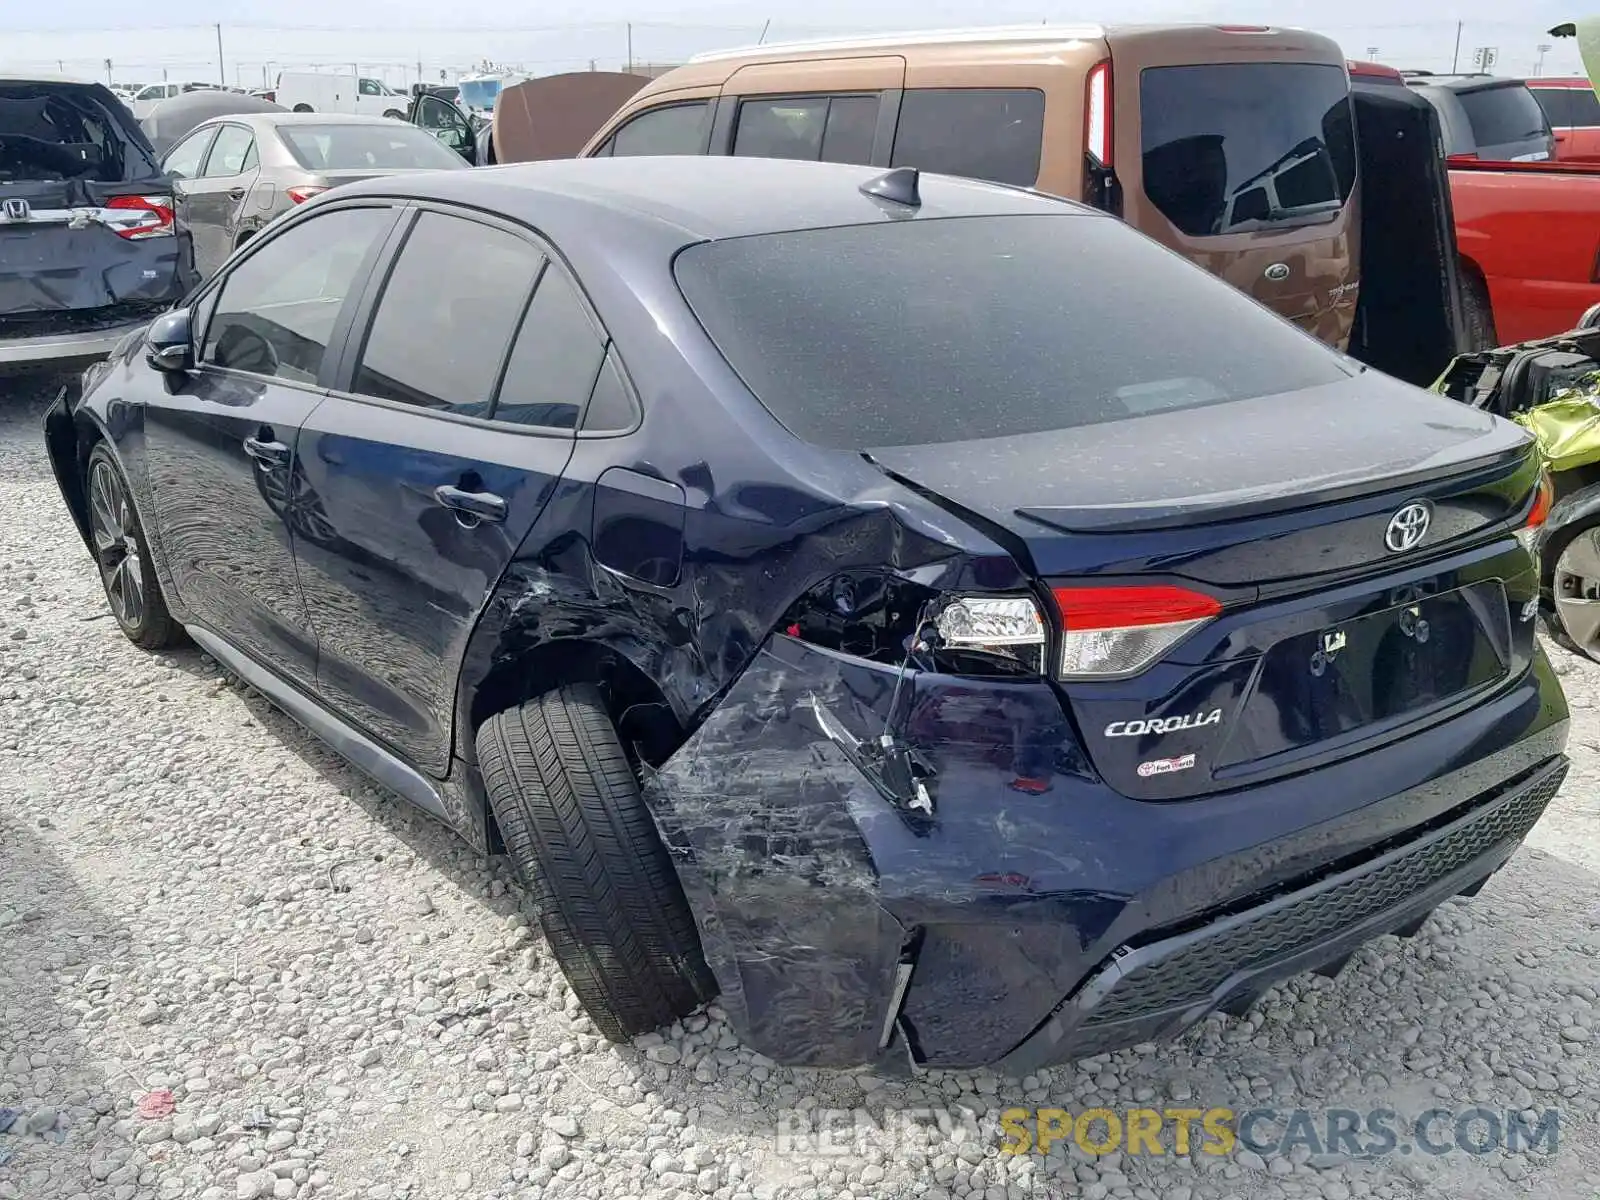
[
  {"left": 1532, "top": 88, "right": 1574, "bottom": 127},
  {"left": 601, "top": 102, "right": 710, "bottom": 157},
  {"left": 492, "top": 266, "right": 608, "bottom": 430},
  {"left": 351, "top": 212, "right": 543, "bottom": 416},
  {"left": 1569, "top": 87, "right": 1600, "bottom": 127},
  {"left": 1141, "top": 63, "right": 1355, "bottom": 237},
  {"left": 733, "top": 95, "right": 878, "bottom": 165},
  {"left": 889, "top": 89, "right": 1044, "bottom": 186},
  {"left": 1456, "top": 85, "right": 1550, "bottom": 149},
  {"left": 674, "top": 214, "right": 1351, "bottom": 450},
  {"left": 279, "top": 123, "right": 466, "bottom": 171}
]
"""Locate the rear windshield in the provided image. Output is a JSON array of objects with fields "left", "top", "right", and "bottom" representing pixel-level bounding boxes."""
[
  {"left": 279, "top": 123, "right": 466, "bottom": 171},
  {"left": 674, "top": 213, "right": 1352, "bottom": 450},
  {"left": 0, "top": 83, "right": 155, "bottom": 183},
  {"left": 1140, "top": 63, "right": 1356, "bottom": 238},
  {"left": 1457, "top": 84, "right": 1550, "bottom": 149}
]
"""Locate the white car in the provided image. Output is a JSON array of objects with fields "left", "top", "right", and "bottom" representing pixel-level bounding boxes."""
[
  {"left": 273, "top": 72, "right": 409, "bottom": 119},
  {"left": 129, "top": 81, "right": 183, "bottom": 118}
]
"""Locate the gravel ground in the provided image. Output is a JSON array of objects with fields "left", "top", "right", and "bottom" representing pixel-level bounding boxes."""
[{"left": 3, "top": 377, "right": 1600, "bottom": 1200}]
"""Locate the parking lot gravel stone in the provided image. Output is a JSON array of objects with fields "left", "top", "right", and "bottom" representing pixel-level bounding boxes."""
[{"left": 3, "top": 379, "right": 1600, "bottom": 1199}]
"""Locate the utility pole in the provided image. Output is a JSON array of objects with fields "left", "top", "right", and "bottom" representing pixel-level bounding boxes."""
[
  {"left": 215, "top": 23, "right": 225, "bottom": 86},
  {"left": 758, "top": 18, "right": 772, "bottom": 44},
  {"left": 1536, "top": 43, "right": 1553, "bottom": 76},
  {"left": 1451, "top": 20, "right": 1463, "bottom": 72},
  {"left": 103, "top": 58, "right": 112, "bottom": 85},
  {"left": 626, "top": 23, "right": 633, "bottom": 74}
]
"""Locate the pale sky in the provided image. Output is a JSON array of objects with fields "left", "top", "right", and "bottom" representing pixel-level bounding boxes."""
[{"left": 2, "top": 2, "right": 1590, "bottom": 89}]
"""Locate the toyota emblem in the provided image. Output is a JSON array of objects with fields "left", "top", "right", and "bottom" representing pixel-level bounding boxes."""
[{"left": 1384, "top": 501, "right": 1432, "bottom": 553}]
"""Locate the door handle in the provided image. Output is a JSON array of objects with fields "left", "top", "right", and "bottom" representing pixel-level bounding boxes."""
[
  {"left": 227, "top": 187, "right": 246, "bottom": 201},
  {"left": 243, "top": 434, "right": 291, "bottom": 465},
  {"left": 433, "top": 484, "right": 507, "bottom": 524}
]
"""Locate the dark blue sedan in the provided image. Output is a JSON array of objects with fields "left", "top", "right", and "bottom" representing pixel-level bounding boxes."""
[{"left": 44, "top": 156, "right": 1569, "bottom": 1071}]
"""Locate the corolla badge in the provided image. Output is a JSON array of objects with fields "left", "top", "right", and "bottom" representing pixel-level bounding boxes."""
[
  {"left": 1104, "top": 709, "right": 1222, "bottom": 738},
  {"left": 1264, "top": 262, "right": 1291, "bottom": 281},
  {"left": 1384, "top": 501, "right": 1433, "bottom": 553}
]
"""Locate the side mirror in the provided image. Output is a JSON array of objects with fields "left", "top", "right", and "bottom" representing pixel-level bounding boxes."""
[{"left": 146, "top": 308, "right": 195, "bottom": 373}]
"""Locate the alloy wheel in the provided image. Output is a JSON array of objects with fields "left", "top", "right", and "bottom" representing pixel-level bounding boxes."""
[
  {"left": 87, "top": 459, "right": 145, "bottom": 628},
  {"left": 1554, "top": 526, "right": 1600, "bottom": 660}
]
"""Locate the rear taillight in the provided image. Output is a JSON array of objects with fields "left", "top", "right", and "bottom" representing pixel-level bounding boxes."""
[
  {"left": 1517, "top": 470, "right": 1554, "bottom": 555},
  {"left": 1085, "top": 60, "right": 1113, "bottom": 167},
  {"left": 935, "top": 596, "right": 1048, "bottom": 673},
  {"left": 1053, "top": 584, "right": 1223, "bottom": 679},
  {"left": 106, "top": 194, "right": 174, "bottom": 239},
  {"left": 286, "top": 185, "right": 329, "bottom": 204}
]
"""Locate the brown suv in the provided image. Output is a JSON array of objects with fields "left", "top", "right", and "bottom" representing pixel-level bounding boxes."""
[{"left": 581, "top": 25, "right": 1361, "bottom": 348}]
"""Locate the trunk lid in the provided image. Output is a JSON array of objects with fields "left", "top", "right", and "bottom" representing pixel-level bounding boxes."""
[
  {"left": 868, "top": 372, "right": 1541, "bottom": 800},
  {"left": 0, "top": 80, "right": 188, "bottom": 324}
]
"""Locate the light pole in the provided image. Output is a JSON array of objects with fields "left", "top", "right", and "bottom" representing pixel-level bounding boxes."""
[{"left": 1536, "top": 43, "right": 1553, "bottom": 76}]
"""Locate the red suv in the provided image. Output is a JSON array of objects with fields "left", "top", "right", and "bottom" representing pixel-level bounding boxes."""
[{"left": 1527, "top": 77, "right": 1600, "bottom": 162}]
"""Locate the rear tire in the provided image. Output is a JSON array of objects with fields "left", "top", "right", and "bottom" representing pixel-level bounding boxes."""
[
  {"left": 383, "top": 109, "right": 404, "bottom": 120},
  {"left": 292, "top": 103, "right": 313, "bottom": 113},
  {"left": 84, "top": 443, "right": 180, "bottom": 651},
  {"left": 1460, "top": 266, "right": 1497, "bottom": 350},
  {"left": 476, "top": 684, "right": 715, "bottom": 1041}
]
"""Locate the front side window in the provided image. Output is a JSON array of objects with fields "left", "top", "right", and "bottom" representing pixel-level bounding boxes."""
[
  {"left": 350, "top": 212, "right": 544, "bottom": 415},
  {"left": 890, "top": 89, "right": 1044, "bottom": 187},
  {"left": 605, "top": 102, "right": 710, "bottom": 157},
  {"left": 1141, "top": 63, "right": 1356, "bottom": 237},
  {"left": 1532, "top": 87, "right": 1575, "bottom": 128},
  {"left": 162, "top": 128, "right": 215, "bottom": 180},
  {"left": 733, "top": 94, "right": 878, "bottom": 165},
  {"left": 359, "top": 79, "right": 383, "bottom": 96},
  {"left": 202, "top": 206, "right": 392, "bottom": 383},
  {"left": 1568, "top": 86, "right": 1600, "bottom": 127},
  {"left": 675, "top": 213, "right": 1352, "bottom": 450},
  {"left": 202, "top": 125, "right": 256, "bottom": 176}
]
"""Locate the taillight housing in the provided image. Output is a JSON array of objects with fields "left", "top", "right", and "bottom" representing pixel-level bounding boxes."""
[
  {"left": 935, "top": 597, "right": 1048, "bottom": 673},
  {"left": 1516, "top": 470, "right": 1554, "bottom": 556},
  {"left": 1082, "top": 59, "right": 1122, "bottom": 215},
  {"left": 932, "top": 583, "right": 1223, "bottom": 680},
  {"left": 106, "top": 194, "right": 174, "bottom": 239},
  {"left": 286, "top": 185, "right": 329, "bottom": 204},
  {"left": 1053, "top": 584, "right": 1223, "bottom": 679},
  {"left": 1085, "top": 59, "right": 1112, "bottom": 167}
]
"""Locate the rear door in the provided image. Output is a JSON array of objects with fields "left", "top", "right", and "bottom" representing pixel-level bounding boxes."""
[
  {"left": 1127, "top": 54, "right": 1360, "bottom": 349},
  {"left": 717, "top": 58, "right": 903, "bottom": 164},
  {"left": 174, "top": 122, "right": 259, "bottom": 279},
  {"left": 141, "top": 201, "right": 400, "bottom": 689},
  {"left": 0, "top": 80, "right": 192, "bottom": 331},
  {"left": 294, "top": 206, "right": 597, "bottom": 774},
  {"left": 1551, "top": 84, "right": 1600, "bottom": 162}
]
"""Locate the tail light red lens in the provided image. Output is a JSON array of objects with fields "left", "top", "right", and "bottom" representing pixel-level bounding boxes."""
[
  {"left": 286, "top": 185, "right": 329, "bottom": 204},
  {"left": 1517, "top": 470, "right": 1555, "bottom": 555},
  {"left": 1085, "top": 60, "right": 1113, "bottom": 167},
  {"left": 1053, "top": 584, "right": 1223, "bottom": 678},
  {"left": 106, "top": 194, "right": 174, "bottom": 239}
]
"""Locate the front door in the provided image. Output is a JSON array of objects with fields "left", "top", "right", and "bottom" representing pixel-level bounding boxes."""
[
  {"left": 409, "top": 94, "right": 478, "bottom": 163},
  {"left": 294, "top": 207, "right": 602, "bottom": 773},
  {"left": 175, "top": 122, "right": 260, "bottom": 278},
  {"left": 142, "top": 202, "right": 399, "bottom": 688}
]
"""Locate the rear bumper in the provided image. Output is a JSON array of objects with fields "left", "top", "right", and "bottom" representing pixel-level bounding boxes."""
[
  {"left": 999, "top": 755, "right": 1566, "bottom": 1072},
  {"left": 0, "top": 323, "right": 140, "bottom": 370},
  {"left": 643, "top": 633, "right": 1570, "bottom": 1072}
]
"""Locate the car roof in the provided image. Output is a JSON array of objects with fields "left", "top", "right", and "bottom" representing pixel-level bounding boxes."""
[{"left": 335, "top": 155, "right": 1088, "bottom": 242}]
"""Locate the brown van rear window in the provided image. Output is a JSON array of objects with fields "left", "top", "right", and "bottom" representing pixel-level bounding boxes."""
[
  {"left": 1140, "top": 63, "right": 1355, "bottom": 238},
  {"left": 889, "top": 89, "right": 1044, "bottom": 187}
]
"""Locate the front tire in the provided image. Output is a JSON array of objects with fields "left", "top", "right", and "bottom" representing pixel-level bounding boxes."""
[
  {"left": 383, "top": 109, "right": 404, "bottom": 120},
  {"left": 85, "top": 443, "right": 180, "bottom": 650},
  {"left": 292, "top": 103, "right": 313, "bottom": 113},
  {"left": 477, "top": 685, "right": 715, "bottom": 1041}
]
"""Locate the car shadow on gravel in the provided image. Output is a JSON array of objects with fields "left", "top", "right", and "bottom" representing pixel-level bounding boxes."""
[{"left": 0, "top": 811, "right": 128, "bottom": 1196}]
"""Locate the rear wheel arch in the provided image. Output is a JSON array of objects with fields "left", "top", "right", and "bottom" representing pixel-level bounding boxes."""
[
  {"left": 468, "top": 639, "right": 687, "bottom": 772},
  {"left": 1457, "top": 255, "right": 1497, "bottom": 349}
]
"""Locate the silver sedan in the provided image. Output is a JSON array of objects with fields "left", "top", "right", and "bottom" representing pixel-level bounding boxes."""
[{"left": 160, "top": 112, "right": 470, "bottom": 280}]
